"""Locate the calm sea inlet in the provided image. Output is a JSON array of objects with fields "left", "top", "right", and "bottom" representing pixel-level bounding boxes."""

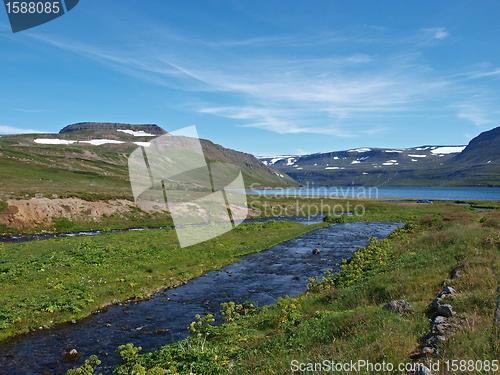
[{"left": 247, "top": 187, "right": 500, "bottom": 201}]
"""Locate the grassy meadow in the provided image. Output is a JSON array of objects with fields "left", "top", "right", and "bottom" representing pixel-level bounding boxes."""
[
  {"left": 85, "top": 200, "right": 498, "bottom": 375},
  {"left": 0, "top": 220, "right": 325, "bottom": 340},
  {"left": 0, "top": 195, "right": 499, "bottom": 374}
]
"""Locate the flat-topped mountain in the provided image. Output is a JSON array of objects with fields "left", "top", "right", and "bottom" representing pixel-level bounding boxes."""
[{"left": 59, "top": 122, "right": 167, "bottom": 136}]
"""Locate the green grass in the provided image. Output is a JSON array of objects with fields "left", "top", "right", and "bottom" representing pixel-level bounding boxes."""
[
  {"left": 0, "top": 220, "right": 325, "bottom": 340},
  {"left": 104, "top": 207, "right": 500, "bottom": 375},
  {"left": 247, "top": 195, "right": 473, "bottom": 222},
  {"left": 0, "top": 200, "right": 7, "bottom": 214}
]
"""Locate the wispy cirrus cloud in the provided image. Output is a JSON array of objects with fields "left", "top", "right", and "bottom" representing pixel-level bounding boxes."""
[
  {"left": 424, "top": 27, "right": 449, "bottom": 40},
  {"left": 457, "top": 103, "right": 497, "bottom": 127},
  {"left": 9, "top": 108, "right": 56, "bottom": 113},
  {"left": 0, "top": 125, "right": 42, "bottom": 134},
  {"left": 193, "top": 51, "right": 451, "bottom": 135},
  {"left": 26, "top": 22, "right": 498, "bottom": 137},
  {"left": 461, "top": 67, "right": 500, "bottom": 80},
  {"left": 199, "top": 106, "right": 354, "bottom": 136}
]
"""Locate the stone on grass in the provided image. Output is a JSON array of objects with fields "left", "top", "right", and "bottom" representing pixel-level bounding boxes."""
[
  {"left": 451, "top": 268, "right": 463, "bottom": 279},
  {"left": 432, "top": 316, "right": 446, "bottom": 326},
  {"left": 383, "top": 299, "right": 414, "bottom": 315},
  {"left": 437, "top": 304, "right": 454, "bottom": 318},
  {"left": 422, "top": 346, "right": 435, "bottom": 355},
  {"left": 438, "top": 286, "right": 456, "bottom": 298},
  {"left": 432, "top": 298, "right": 441, "bottom": 309}
]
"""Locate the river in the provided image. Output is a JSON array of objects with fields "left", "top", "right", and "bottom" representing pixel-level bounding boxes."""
[{"left": 0, "top": 219, "right": 402, "bottom": 375}]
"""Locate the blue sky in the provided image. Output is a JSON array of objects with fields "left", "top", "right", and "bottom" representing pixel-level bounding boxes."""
[{"left": 1, "top": 0, "right": 500, "bottom": 156}]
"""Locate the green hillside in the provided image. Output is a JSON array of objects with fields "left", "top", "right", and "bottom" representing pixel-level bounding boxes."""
[{"left": 0, "top": 123, "right": 297, "bottom": 200}]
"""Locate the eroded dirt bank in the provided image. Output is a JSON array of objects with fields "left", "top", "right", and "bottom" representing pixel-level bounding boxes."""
[{"left": 0, "top": 198, "right": 137, "bottom": 229}]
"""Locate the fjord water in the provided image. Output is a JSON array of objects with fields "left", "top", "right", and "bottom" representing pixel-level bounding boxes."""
[
  {"left": 0, "top": 220, "right": 402, "bottom": 375},
  {"left": 248, "top": 187, "right": 500, "bottom": 200}
]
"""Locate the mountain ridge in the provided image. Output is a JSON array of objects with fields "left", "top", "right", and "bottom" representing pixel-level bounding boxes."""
[
  {"left": 258, "top": 126, "right": 500, "bottom": 187},
  {"left": 59, "top": 122, "right": 167, "bottom": 136},
  {"left": 448, "top": 126, "right": 500, "bottom": 165}
]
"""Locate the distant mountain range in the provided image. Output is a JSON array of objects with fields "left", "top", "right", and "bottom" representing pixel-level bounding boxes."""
[
  {"left": 0, "top": 122, "right": 297, "bottom": 200},
  {"left": 1, "top": 123, "right": 498, "bottom": 199},
  {"left": 258, "top": 126, "right": 500, "bottom": 187}
]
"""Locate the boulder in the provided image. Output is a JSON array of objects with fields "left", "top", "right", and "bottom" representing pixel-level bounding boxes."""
[
  {"left": 437, "top": 304, "right": 454, "bottom": 318},
  {"left": 451, "top": 268, "right": 464, "bottom": 279},
  {"left": 438, "top": 286, "right": 456, "bottom": 299},
  {"left": 432, "top": 324, "right": 446, "bottom": 336},
  {"left": 432, "top": 316, "right": 446, "bottom": 326},
  {"left": 312, "top": 248, "right": 320, "bottom": 255},
  {"left": 422, "top": 346, "right": 435, "bottom": 355},
  {"left": 64, "top": 349, "right": 80, "bottom": 361},
  {"left": 432, "top": 298, "right": 441, "bottom": 309},
  {"left": 441, "top": 279, "right": 451, "bottom": 286},
  {"left": 383, "top": 299, "right": 414, "bottom": 315}
]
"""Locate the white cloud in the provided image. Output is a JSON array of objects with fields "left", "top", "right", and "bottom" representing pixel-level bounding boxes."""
[
  {"left": 430, "top": 28, "right": 448, "bottom": 39},
  {"left": 9, "top": 108, "right": 56, "bottom": 113},
  {"left": 457, "top": 104, "right": 496, "bottom": 127},
  {"left": 460, "top": 67, "right": 500, "bottom": 80},
  {"left": 416, "top": 28, "right": 449, "bottom": 44},
  {"left": 0, "top": 125, "right": 42, "bottom": 134}
]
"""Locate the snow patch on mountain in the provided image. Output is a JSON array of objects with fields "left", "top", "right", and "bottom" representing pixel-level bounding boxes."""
[
  {"left": 34, "top": 139, "right": 77, "bottom": 145},
  {"left": 117, "top": 129, "right": 155, "bottom": 137},
  {"left": 80, "top": 140, "right": 125, "bottom": 146},
  {"left": 348, "top": 148, "right": 371, "bottom": 153},
  {"left": 430, "top": 146, "right": 466, "bottom": 154},
  {"left": 134, "top": 142, "right": 151, "bottom": 147}
]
